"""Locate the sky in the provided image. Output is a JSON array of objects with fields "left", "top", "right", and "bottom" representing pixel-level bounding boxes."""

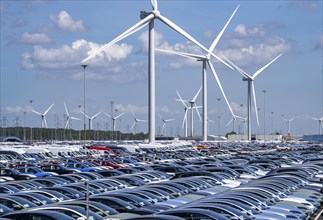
[{"left": 0, "top": 0, "right": 322, "bottom": 137}]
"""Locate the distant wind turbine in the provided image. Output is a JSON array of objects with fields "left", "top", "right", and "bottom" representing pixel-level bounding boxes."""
[
  {"left": 225, "top": 115, "right": 244, "bottom": 133},
  {"left": 223, "top": 54, "right": 283, "bottom": 140},
  {"left": 81, "top": 111, "right": 101, "bottom": 130},
  {"left": 64, "top": 102, "right": 81, "bottom": 129},
  {"left": 312, "top": 117, "right": 323, "bottom": 135},
  {"left": 130, "top": 111, "right": 147, "bottom": 134},
  {"left": 31, "top": 103, "right": 54, "bottom": 128},
  {"left": 81, "top": 0, "right": 231, "bottom": 143},
  {"left": 283, "top": 117, "right": 294, "bottom": 135},
  {"left": 176, "top": 87, "right": 202, "bottom": 137},
  {"left": 105, "top": 112, "right": 124, "bottom": 131},
  {"left": 158, "top": 114, "right": 175, "bottom": 136}
]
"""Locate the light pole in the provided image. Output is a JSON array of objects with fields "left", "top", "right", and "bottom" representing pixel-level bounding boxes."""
[
  {"left": 29, "top": 100, "right": 33, "bottom": 141},
  {"left": 23, "top": 111, "right": 27, "bottom": 142},
  {"left": 271, "top": 111, "right": 274, "bottom": 142},
  {"left": 281, "top": 114, "right": 285, "bottom": 135},
  {"left": 262, "top": 90, "right": 266, "bottom": 141},
  {"left": 81, "top": 65, "right": 88, "bottom": 146},
  {"left": 240, "top": 104, "right": 243, "bottom": 140},
  {"left": 110, "top": 101, "right": 114, "bottom": 140},
  {"left": 217, "top": 98, "right": 221, "bottom": 140},
  {"left": 78, "top": 105, "right": 81, "bottom": 141}
]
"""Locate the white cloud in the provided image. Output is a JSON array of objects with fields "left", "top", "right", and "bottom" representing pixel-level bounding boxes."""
[
  {"left": 20, "top": 32, "right": 51, "bottom": 44},
  {"left": 234, "top": 24, "right": 265, "bottom": 37},
  {"left": 4, "top": 105, "right": 25, "bottom": 114},
  {"left": 20, "top": 39, "right": 147, "bottom": 83},
  {"left": 220, "top": 36, "right": 290, "bottom": 67},
  {"left": 50, "top": 10, "right": 86, "bottom": 32}
]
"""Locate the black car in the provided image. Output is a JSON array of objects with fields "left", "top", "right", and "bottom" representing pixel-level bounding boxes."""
[
  {"left": 39, "top": 164, "right": 75, "bottom": 175},
  {"left": 0, "top": 168, "right": 35, "bottom": 180}
]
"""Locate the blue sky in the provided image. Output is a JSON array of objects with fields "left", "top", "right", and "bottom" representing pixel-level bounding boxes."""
[{"left": 0, "top": 0, "right": 322, "bottom": 136}]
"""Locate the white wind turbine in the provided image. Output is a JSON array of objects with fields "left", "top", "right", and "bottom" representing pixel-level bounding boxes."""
[
  {"left": 158, "top": 114, "right": 175, "bottom": 136},
  {"left": 130, "top": 111, "right": 147, "bottom": 134},
  {"left": 64, "top": 102, "right": 81, "bottom": 129},
  {"left": 105, "top": 112, "right": 124, "bottom": 131},
  {"left": 81, "top": 0, "right": 232, "bottom": 143},
  {"left": 312, "top": 117, "right": 323, "bottom": 135},
  {"left": 223, "top": 54, "right": 283, "bottom": 141},
  {"left": 176, "top": 87, "right": 202, "bottom": 137},
  {"left": 283, "top": 117, "right": 294, "bottom": 135},
  {"left": 156, "top": 5, "right": 239, "bottom": 142},
  {"left": 81, "top": 112, "right": 101, "bottom": 130},
  {"left": 31, "top": 103, "right": 55, "bottom": 128},
  {"left": 225, "top": 114, "right": 244, "bottom": 133},
  {"left": 176, "top": 91, "right": 189, "bottom": 137}
]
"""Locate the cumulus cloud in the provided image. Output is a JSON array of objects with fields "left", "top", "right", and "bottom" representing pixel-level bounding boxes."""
[
  {"left": 113, "top": 104, "right": 148, "bottom": 114},
  {"left": 220, "top": 36, "right": 290, "bottom": 67},
  {"left": 20, "top": 32, "right": 51, "bottom": 44},
  {"left": 234, "top": 24, "right": 265, "bottom": 37},
  {"left": 20, "top": 39, "right": 148, "bottom": 83},
  {"left": 4, "top": 105, "right": 25, "bottom": 114},
  {"left": 288, "top": 0, "right": 319, "bottom": 10},
  {"left": 50, "top": 10, "right": 86, "bottom": 32}
]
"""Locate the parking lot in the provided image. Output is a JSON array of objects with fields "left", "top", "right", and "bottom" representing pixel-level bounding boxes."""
[{"left": 0, "top": 141, "right": 322, "bottom": 220}]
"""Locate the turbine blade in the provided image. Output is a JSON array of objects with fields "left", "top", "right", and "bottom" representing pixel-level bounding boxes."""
[
  {"left": 31, "top": 109, "right": 42, "bottom": 115},
  {"left": 165, "top": 118, "right": 175, "bottom": 122},
  {"left": 176, "top": 91, "right": 188, "bottom": 108},
  {"left": 192, "top": 86, "right": 202, "bottom": 102},
  {"left": 209, "top": 5, "right": 239, "bottom": 52},
  {"left": 114, "top": 112, "right": 124, "bottom": 119},
  {"left": 225, "top": 118, "right": 233, "bottom": 127},
  {"left": 157, "top": 14, "right": 210, "bottom": 54},
  {"left": 162, "top": 123, "right": 166, "bottom": 133},
  {"left": 194, "top": 103, "right": 202, "bottom": 122},
  {"left": 81, "top": 111, "right": 90, "bottom": 119},
  {"left": 252, "top": 82, "right": 260, "bottom": 128},
  {"left": 65, "top": 120, "right": 69, "bottom": 129},
  {"left": 82, "top": 14, "right": 154, "bottom": 63},
  {"left": 130, "top": 122, "right": 136, "bottom": 131},
  {"left": 70, "top": 117, "right": 81, "bottom": 121},
  {"left": 222, "top": 55, "right": 251, "bottom": 79},
  {"left": 44, "top": 103, "right": 54, "bottom": 115},
  {"left": 155, "top": 48, "right": 204, "bottom": 60},
  {"left": 92, "top": 112, "right": 101, "bottom": 119},
  {"left": 104, "top": 112, "right": 112, "bottom": 118},
  {"left": 207, "top": 60, "right": 235, "bottom": 117},
  {"left": 64, "top": 102, "right": 70, "bottom": 117},
  {"left": 151, "top": 0, "right": 158, "bottom": 10},
  {"left": 252, "top": 54, "right": 283, "bottom": 79}
]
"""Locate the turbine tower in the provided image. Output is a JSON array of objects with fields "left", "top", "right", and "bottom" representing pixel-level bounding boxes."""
[
  {"left": 105, "top": 112, "right": 124, "bottom": 131},
  {"left": 156, "top": 5, "right": 239, "bottom": 141},
  {"left": 81, "top": 112, "right": 101, "bottom": 130},
  {"left": 81, "top": 0, "right": 231, "bottom": 143},
  {"left": 176, "top": 91, "right": 189, "bottom": 137},
  {"left": 312, "top": 117, "right": 323, "bottom": 135},
  {"left": 223, "top": 54, "right": 283, "bottom": 141},
  {"left": 64, "top": 102, "right": 81, "bottom": 129},
  {"left": 158, "top": 114, "right": 175, "bottom": 136},
  {"left": 31, "top": 103, "right": 54, "bottom": 128}
]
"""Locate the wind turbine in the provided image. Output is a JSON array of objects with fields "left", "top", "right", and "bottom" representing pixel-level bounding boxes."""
[
  {"left": 312, "top": 117, "right": 323, "bottom": 135},
  {"left": 158, "top": 114, "right": 175, "bottom": 136},
  {"left": 31, "top": 103, "right": 55, "bottom": 128},
  {"left": 176, "top": 87, "right": 202, "bottom": 137},
  {"left": 81, "top": 0, "right": 232, "bottom": 143},
  {"left": 225, "top": 114, "right": 244, "bottom": 133},
  {"left": 105, "top": 112, "right": 124, "bottom": 131},
  {"left": 223, "top": 54, "right": 283, "bottom": 141},
  {"left": 156, "top": 6, "right": 238, "bottom": 142},
  {"left": 130, "top": 111, "right": 147, "bottom": 134},
  {"left": 81, "top": 112, "right": 101, "bottom": 130},
  {"left": 64, "top": 102, "right": 81, "bottom": 129},
  {"left": 283, "top": 117, "right": 294, "bottom": 136}
]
